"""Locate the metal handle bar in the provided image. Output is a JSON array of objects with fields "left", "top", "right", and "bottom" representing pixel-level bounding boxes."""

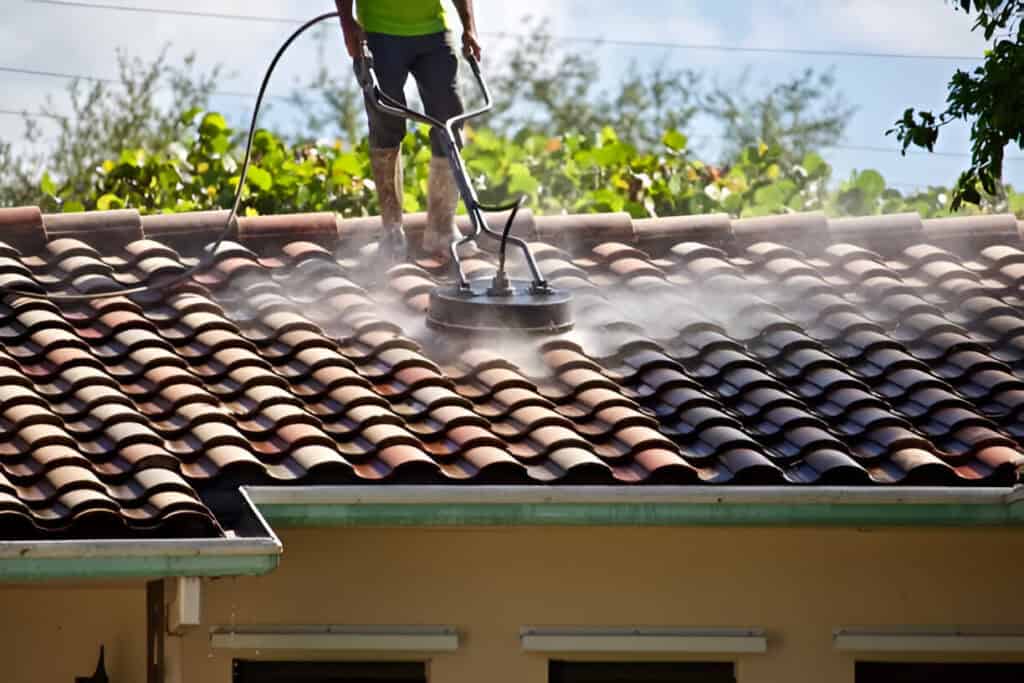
[
  {"left": 356, "top": 42, "right": 549, "bottom": 292},
  {"left": 357, "top": 43, "right": 492, "bottom": 136}
]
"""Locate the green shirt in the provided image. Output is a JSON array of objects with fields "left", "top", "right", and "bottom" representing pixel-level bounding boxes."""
[{"left": 356, "top": 0, "right": 447, "bottom": 37}]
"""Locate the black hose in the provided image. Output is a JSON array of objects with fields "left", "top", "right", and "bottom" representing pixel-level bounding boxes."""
[
  {"left": 496, "top": 196, "right": 525, "bottom": 278},
  {"left": 4, "top": 11, "right": 341, "bottom": 303}
]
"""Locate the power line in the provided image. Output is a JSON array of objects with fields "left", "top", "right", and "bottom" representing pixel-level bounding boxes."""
[
  {"left": 823, "top": 143, "right": 1024, "bottom": 163},
  {"left": 26, "top": 0, "right": 299, "bottom": 24},
  {"left": 0, "top": 64, "right": 118, "bottom": 84},
  {"left": 490, "top": 32, "right": 985, "bottom": 62},
  {"left": 694, "top": 133, "right": 1023, "bottom": 162},
  {"left": 3, "top": 75, "right": 1021, "bottom": 163},
  {"left": 0, "top": 108, "right": 68, "bottom": 120},
  {"left": 26, "top": 0, "right": 986, "bottom": 62},
  {"left": 0, "top": 64, "right": 300, "bottom": 101}
]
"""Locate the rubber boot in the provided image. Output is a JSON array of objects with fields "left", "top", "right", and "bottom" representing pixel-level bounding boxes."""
[
  {"left": 423, "top": 156, "right": 477, "bottom": 261},
  {"left": 370, "top": 147, "right": 407, "bottom": 264}
]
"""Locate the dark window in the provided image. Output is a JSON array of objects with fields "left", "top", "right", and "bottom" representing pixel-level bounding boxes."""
[
  {"left": 549, "top": 661, "right": 735, "bottom": 683},
  {"left": 856, "top": 662, "right": 1024, "bottom": 683},
  {"left": 233, "top": 660, "right": 426, "bottom": 683}
]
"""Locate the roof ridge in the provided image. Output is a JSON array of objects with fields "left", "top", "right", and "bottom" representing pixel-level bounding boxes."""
[{"left": 0, "top": 206, "right": 1020, "bottom": 257}]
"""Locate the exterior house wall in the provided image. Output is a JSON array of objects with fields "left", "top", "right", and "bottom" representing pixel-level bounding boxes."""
[
  {"left": 0, "top": 582, "right": 146, "bottom": 682},
  {"left": 0, "top": 526, "right": 1022, "bottom": 683},
  {"left": 186, "top": 526, "right": 1024, "bottom": 683}
]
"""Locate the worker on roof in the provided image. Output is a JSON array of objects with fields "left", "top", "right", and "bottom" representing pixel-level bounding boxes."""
[{"left": 335, "top": 0, "right": 481, "bottom": 263}]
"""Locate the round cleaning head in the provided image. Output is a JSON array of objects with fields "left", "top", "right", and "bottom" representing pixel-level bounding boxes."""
[{"left": 427, "top": 277, "right": 574, "bottom": 334}]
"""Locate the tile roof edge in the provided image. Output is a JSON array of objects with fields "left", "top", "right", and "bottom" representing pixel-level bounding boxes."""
[
  {"left": 46, "top": 209, "right": 144, "bottom": 250},
  {"left": 0, "top": 206, "right": 47, "bottom": 253},
  {"left": 0, "top": 206, "right": 1021, "bottom": 257},
  {"left": 0, "top": 487, "right": 281, "bottom": 579}
]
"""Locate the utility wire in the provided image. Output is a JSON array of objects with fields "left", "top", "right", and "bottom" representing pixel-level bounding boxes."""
[
  {"left": 5, "top": 2, "right": 1020, "bottom": 163},
  {"left": 26, "top": 0, "right": 299, "bottom": 24},
  {"left": 822, "top": 143, "right": 1024, "bottom": 163},
  {"left": 0, "top": 64, "right": 118, "bottom": 84},
  {"left": 0, "top": 65, "right": 300, "bottom": 101},
  {"left": 0, "top": 108, "right": 69, "bottom": 120},
  {"left": 5, "top": 95, "right": 1019, "bottom": 162},
  {"left": 3, "top": 78, "right": 1022, "bottom": 163},
  {"left": 26, "top": 0, "right": 986, "bottom": 62}
]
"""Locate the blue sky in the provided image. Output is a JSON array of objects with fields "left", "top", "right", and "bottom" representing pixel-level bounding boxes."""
[{"left": 1, "top": 0, "right": 1021, "bottom": 192}]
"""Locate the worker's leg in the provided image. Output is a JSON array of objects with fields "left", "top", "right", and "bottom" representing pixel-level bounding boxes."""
[
  {"left": 410, "top": 33, "right": 471, "bottom": 259},
  {"left": 362, "top": 33, "right": 414, "bottom": 262}
]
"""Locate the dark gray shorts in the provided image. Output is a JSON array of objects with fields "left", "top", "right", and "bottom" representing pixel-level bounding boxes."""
[{"left": 359, "top": 31, "right": 464, "bottom": 157}]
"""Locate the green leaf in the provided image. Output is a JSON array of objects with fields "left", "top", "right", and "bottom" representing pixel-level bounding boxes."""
[
  {"left": 662, "top": 129, "right": 688, "bottom": 152},
  {"left": 96, "top": 194, "right": 125, "bottom": 211},
  {"left": 62, "top": 201, "right": 85, "bottom": 213},
  {"left": 507, "top": 162, "right": 539, "bottom": 195},
  {"left": 801, "top": 152, "right": 827, "bottom": 177},
  {"left": 180, "top": 107, "right": 204, "bottom": 126},
  {"left": 754, "top": 183, "right": 786, "bottom": 208},
  {"left": 209, "top": 134, "right": 231, "bottom": 155},
  {"left": 120, "top": 149, "right": 146, "bottom": 167},
  {"left": 722, "top": 192, "right": 744, "bottom": 215},
  {"left": 246, "top": 165, "right": 273, "bottom": 192},
  {"left": 599, "top": 126, "right": 620, "bottom": 146},
  {"left": 331, "top": 154, "right": 363, "bottom": 179},
  {"left": 1008, "top": 189, "right": 1024, "bottom": 215},
  {"left": 854, "top": 169, "right": 886, "bottom": 197},
  {"left": 40, "top": 172, "right": 56, "bottom": 196},
  {"left": 200, "top": 113, "right": 229, "bottom": 136}
]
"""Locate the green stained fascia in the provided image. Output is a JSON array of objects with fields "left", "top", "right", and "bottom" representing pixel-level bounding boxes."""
[
  {"left": 6, "top": 496, "right": 1021, "bottom": 581},
  {"left": 0, "top": 551, "right": 279, "bottom": 582},
  {"left": 259, "top": 501, "right": 1024, "bottom": 528}
]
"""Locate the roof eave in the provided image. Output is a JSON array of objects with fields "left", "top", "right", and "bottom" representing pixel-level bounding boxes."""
[
  {"left": 0, "top": 489, "right": 282, "bottom": 581},
  {"left": 245, "top": 485, "right": 1024, "bottom": 528}
]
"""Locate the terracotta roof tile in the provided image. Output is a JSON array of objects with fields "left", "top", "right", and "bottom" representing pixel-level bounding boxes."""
[{"left": 0, "top": 205, "right": 1023, "bottom": 535}]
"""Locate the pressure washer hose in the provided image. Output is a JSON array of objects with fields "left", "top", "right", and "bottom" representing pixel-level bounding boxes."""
[{"left": 5, "top": 12, "right": 341, "bottom": 303}]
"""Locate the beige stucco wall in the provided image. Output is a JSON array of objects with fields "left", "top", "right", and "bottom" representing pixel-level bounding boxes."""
[
  {"left": 188, "top": 526, "right": 1024, "bottom": 683},
  {"left": 1, "top": 526, "right": 1023, "bottom": 683},
  {"left": 0, "top": 582, "right": 146, "bottom": 682}
]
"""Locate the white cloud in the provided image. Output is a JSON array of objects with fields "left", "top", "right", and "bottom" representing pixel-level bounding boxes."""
[
  {"left": 1, "top": 0, "right": 1016, "bottom": 188},
  {"left": 743, "top": 0, "right": 988, "bottom": 56}
]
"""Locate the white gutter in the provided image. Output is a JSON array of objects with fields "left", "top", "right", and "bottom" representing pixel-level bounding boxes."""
[
  {"left": 245, "top": 485, "right": 1018, "bottom": 506},
  {"left": 244, "top": 485, "right": 1024, "bottom": 528},
  {"left": 0, "top": 488, "right": 282, "bottom": 580},
  {"left": 0, "top": 537, "right": 280, "bottom": 560}
]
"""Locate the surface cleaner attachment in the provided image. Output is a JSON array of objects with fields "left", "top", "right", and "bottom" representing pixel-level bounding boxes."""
[{"left": 358, "top": 43, "right": 574, "bottom": 334}]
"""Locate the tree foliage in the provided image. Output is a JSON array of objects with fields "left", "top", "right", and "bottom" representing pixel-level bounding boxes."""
[
  {"left": 33, "top": 108, "right": 1022, "bottom": 222},
  {"left": 1, "top": 19, "right": 853, "bottom": 212},
  {"left": 704, "top": 68, "right": 856, "bottom": 167},
  {"left": 293, "top": 17, "right": 851, "bottom": 155},
  {"left": 5, "top": 15, "right": 1018, "bottom": 222},
  {"left": 888, "top": 0, "right": 1024, "bottom": 208},
  {"left": 0, "top": 48, "right": 220, "bottom": 208}
]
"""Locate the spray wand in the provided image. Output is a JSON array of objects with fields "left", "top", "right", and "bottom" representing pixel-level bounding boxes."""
[{"left": 357, "top": 42, "right": 573, "bottom": 333}]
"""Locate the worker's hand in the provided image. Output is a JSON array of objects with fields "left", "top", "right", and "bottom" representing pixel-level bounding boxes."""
[
  {"left": 462, "top": 30, "right": 482, "bottom": 61},
  {"left": 340, "top": 14, "right": 365, "bottom": 59}
]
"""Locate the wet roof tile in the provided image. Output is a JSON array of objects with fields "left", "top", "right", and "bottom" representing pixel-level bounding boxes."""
[{"left": 0, "top": 206, "right": 1021, "bottom": 535}]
